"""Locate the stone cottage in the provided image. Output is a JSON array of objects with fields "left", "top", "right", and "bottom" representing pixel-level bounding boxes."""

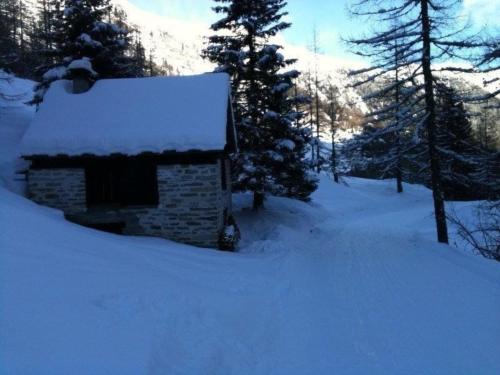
[{"left": 20, "top": 71, "right": 238, "bottom": 249}]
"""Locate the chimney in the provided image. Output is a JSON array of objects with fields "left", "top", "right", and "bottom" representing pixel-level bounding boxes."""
[
  {"left": 72, "top": 70, "right": 93, "bottom": 93},
  {"left": 67, "top": 58, "right": 97, "bottom": 94}
]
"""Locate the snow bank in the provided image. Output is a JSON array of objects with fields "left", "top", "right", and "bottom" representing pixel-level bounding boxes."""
[
  {"left": 0, "top": 72, "right": 35, "bottom": 193},
  {"left": 0, "top": 70, "right": 35, "bottom": 108},
  {"left": 0, "top": 186, "right": 295, "bottom": 374},
  {"left": 20, "top": 73, "right": 231, "bottom": 157},
  {"left": 2, "top": 175, "right": 499, "bottom": 374}
]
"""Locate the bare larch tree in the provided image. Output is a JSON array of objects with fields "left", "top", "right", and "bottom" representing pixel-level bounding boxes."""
[{"left": 346, "top": 0, "right": 492, "bottom": 244}]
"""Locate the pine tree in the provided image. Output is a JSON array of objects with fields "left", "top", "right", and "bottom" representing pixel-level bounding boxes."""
[
  {"left": 34, "top": 0, "right": 141, "bottom": 103},
  {"left": 130, "top": 32, "right": 147, "bottom": 77},
  {"left": 0, "top": 0, "right": 19, "bottom": 73},
  {"left": 109, "top": 4, "right": 146, "bottom": 78},
  {"left": 435, "top": 83, "right": 477, "bottom": 200},
  {"left": 57, "top": 0, "right": 132, "bottom": 77},
  {"left": 34, "top": 0, "right": 64, "bottom": 69},
  {"left": 257, "top": 44, "right": 317, "bottom": 200},
  {"left": 203, "top": 0, "right": 316, "bottom": 209},
  {"left": 0, "top": 0, "right": 34, "bottom": 76},
  {"left": 471, "top": 151, "right": 500, "bottom": 200}
]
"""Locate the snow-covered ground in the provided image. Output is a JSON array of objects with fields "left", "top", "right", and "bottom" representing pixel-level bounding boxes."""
[
  {"left": 0, "top": 72, "right": 35, "bottom": 194},
  {"left": 1, "top": 75, "right": 499, "bottom": 374}
]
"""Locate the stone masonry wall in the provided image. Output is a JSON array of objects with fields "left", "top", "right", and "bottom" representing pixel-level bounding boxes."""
[
  {"left": 27, "top": 168, "right": 87, "bottom": 214},
  {"left": 223, "top": 158, "right": 232, "bottom": 214},
  {"left": 138, "top": 162, "right": 227, "bottom": 247},
  {"left": 27, "top": 161, "right": 231, "bottom": 248}
]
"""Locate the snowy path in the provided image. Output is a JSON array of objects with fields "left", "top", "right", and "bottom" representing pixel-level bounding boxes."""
[
  {"left": 240, "top": 179, "right": 500, "bottom": 374},
  {"left": 1, "top": 99, "right": 499, "bottom": 374}
]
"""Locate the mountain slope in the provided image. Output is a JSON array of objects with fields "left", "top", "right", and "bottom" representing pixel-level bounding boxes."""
[{"left": 114, "top": 0, "right": 213, "bottom": 75}]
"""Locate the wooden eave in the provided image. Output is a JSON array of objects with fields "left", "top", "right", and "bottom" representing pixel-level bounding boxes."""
[{"left": 25, "top": 149, "right": 228, "bottom": 170}]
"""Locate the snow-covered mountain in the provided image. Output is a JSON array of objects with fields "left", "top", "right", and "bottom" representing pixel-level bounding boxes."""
[
  {"left": 113, "top": 0, "right": 213, "bottom": 75},
  {"left": 113, "top": 0, "right": 368, "bottom": 115}
]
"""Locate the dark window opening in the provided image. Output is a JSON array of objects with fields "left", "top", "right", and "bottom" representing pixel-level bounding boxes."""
[{"left": 86, "top": 159, "right": 158, "bottom": 207}]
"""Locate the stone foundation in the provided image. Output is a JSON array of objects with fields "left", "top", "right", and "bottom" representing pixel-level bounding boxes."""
[{"left": 27, "top": 161, "right": 232, "bottom": 248}]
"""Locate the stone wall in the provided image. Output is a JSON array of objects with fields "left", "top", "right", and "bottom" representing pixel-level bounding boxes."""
[
  {"left": 27, "top": 160, "right": 231, "bottom": 248},
  {"left": 27, "top": 168, "right": 87, "bottom": 214},
  {"left": 135, "top": 162, "right": 227, "bottom": 247},
  {"left": 223, "top": 158, "right": 232, "bottom": 214}
]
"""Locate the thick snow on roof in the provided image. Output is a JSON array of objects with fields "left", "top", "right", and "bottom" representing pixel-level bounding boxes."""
[{"left": 21, "top": 73, "right": 232, "bottom": 157}]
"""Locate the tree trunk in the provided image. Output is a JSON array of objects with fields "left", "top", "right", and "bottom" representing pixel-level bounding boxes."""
[
  {"left": 330, "top": 97, "right": 339, "bottom": 183},
  {"left": 420, "top": 0, "right": 449, "bottom": 243},
  {"left": 396, "top": 168, "right": 403, "bottom": 193},
  {"left": 394, "top": 39, "right": 403, "bottom": 193},
  {"left": 332, "top": 134, "right": 339, "bottom": 183},
  {"left": 294, "top": 83, "right": 300, "bottom": 127},
  {"left": 312, "top": 29, "right": 321, "bottom": 173},
  {"left": 253, "top": 191, "right": 264, "bottom": 210},
  {"left": 308, "top": 76, "right": 315, "bottom": 168},
  {"left": 395, "top": 127, "right": 403, "bottom": 193},
  {"left": 315, "top": 77, "right": 321, "bottom": 173}
]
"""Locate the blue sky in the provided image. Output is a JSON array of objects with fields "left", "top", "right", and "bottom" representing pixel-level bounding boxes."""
[{"left": 129, "top": 0, "right": 499, "bottom": 59}]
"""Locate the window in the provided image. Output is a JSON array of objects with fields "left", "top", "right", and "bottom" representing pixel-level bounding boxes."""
[{"left": 86, "top": 159, "right": 158, "bottom": 207}]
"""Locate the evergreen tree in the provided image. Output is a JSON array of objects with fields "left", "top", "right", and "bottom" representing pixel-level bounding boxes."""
[
  {"left": 34, "top": 0, "right": 141, "bottom": 103},
  {"left": 471, "top": 150, "right": 500, "bottom": 200},
  {"left": 435, "top": 83, "right": 477, "bottom": 200},
  {"left": 130, "top": 32, "right": 147, "bottom": 77},
  {"left": 0, "top": 0, "right": 35, "bottom": 76},
  {"left": 257, "top": 44, "right": 317, "bottom": 200},
  {"left": 0, "top": 0, "right": 18, "bottom": 71},
  {"left": 203, "top": 0, "right": 316, "bottom": 208},
  {"left": 109, "top": 4, "right": 146, "bottom": 78},
  {"left": 34, "top": 0, "right": 63, "bottom": 68},
  {"left": 57, "top": 0, "right": 132, "bottom": 77}
]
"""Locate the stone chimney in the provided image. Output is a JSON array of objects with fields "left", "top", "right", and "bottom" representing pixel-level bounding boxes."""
[
  {"left": 67, "top": 58, "right": 97, "bottom": 94},
  {"left": 71, "top": 70, "right": 93, "bottom": 93}
]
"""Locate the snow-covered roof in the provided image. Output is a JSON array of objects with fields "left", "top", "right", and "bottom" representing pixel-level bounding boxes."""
[{"left": 21, "top": 73, "right": 235, "bottom": 157}]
